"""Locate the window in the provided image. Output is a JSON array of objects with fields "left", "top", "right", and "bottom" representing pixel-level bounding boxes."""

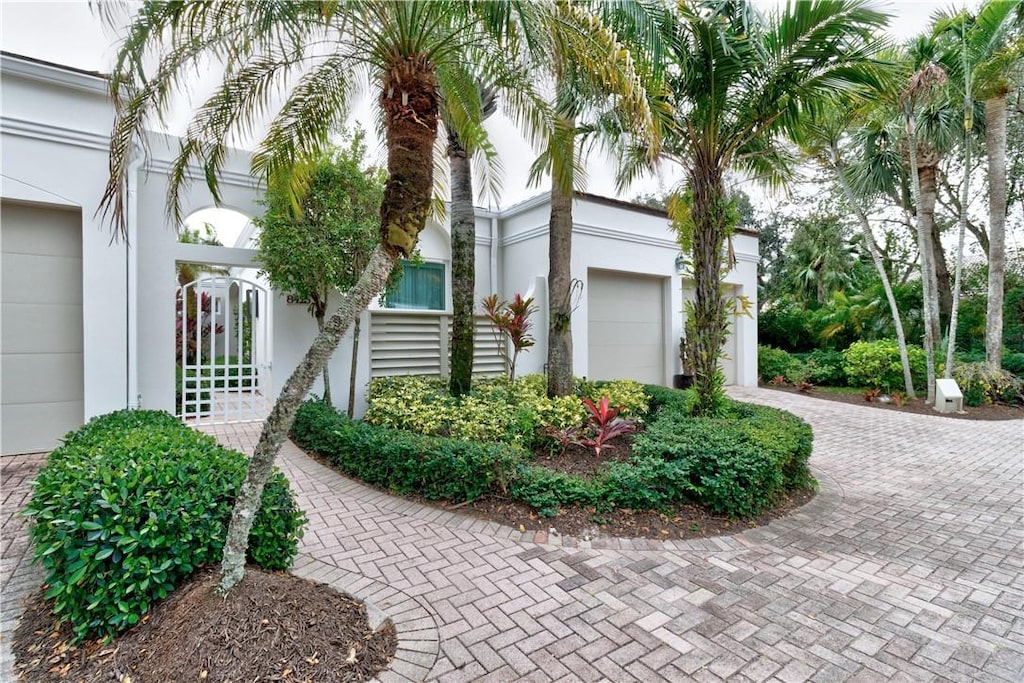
[{"left": 384, "top": 260, "right": 446, "bottom": 311}]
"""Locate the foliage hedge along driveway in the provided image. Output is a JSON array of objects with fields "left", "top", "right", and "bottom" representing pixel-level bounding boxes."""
[
  {"left": 25, "top": 410, "right": 306, "bottom": 642},
  {"left": 291, "top": 377, "right": 814, "bottom": 522}
]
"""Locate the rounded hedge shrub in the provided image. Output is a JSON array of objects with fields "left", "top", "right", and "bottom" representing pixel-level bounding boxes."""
[
  {"left": 25, "top": 410, "right": 305, "bottom": 641},
  {"left": 802, "top": 349, "right": 848, "bottom": 386},
  {"left": 842, "top": 340, "right": 926, "bottom": 392}
]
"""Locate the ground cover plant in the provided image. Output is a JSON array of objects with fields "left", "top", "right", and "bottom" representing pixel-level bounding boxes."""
[
  {"left": 23, "top": 411, "right": 306, "bottom": 642},
  {"left": 290, "top": 377, "right": 815, "bottom": 536}
]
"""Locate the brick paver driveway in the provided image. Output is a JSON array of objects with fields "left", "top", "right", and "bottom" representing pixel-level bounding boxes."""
[{"left": 2, "top": 388, "right": 1022, "bottom": 682}]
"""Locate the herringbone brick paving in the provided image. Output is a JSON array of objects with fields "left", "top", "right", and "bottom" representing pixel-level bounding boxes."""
[{"left": 2, "top": 388, "right": 1022, "bottom": 682}]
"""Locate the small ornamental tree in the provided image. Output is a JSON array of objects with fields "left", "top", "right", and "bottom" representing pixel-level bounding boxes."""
[
  {"left": 256, "top": 131, "right": 386, "bottom": 410},
  {"left": 483, "top": 293, "right": 538, "bottom": 382}
]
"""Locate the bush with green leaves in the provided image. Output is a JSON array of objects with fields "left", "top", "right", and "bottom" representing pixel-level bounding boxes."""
[
  {"left": 1002, "top": 352, "right": 1024, "bottom": 377},
  {"left": 632, "top": 398, "right": 814, "bottom": 517},
  {"left": 579, "top": 379, "right": 650, "bottom": 419},
  {"left": 758, "top": 345, "right": 799, "bottom": 383},
  {"left": 802, "top": 349, "right": 848, "bottom": 386},
  {"left": 842, "top": 340, "right": 926, "bottom": 392},
  {"left": 952, "top": 362, "right": 1023, "bottom": 407},
  {"left": 292, "top": 400, "right": 527, "bottom": 500},
  {"left": 364, "top": 374, "right": 586, "bottom": 446},
  {"left": 25, "top": 410, "right": 305, "bottom": 641}
]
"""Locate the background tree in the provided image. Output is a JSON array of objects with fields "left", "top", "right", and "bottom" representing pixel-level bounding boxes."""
[
  {"left": 100, "top": 0, "right": 569, "bottom": 593},
  {"left": 255, "top": 130, "right": 386, "bottom": 410},
  {"left": 624, "top": 0, "right": 887, "bottom": 415}
]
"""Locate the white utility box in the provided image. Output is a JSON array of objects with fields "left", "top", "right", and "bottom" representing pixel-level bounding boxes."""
[{"left": 934, "top": 378, "right": 963, "bottom": 413}]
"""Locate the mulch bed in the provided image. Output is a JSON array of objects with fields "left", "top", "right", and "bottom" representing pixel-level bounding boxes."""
[
  {"left": 305, "top": 433, "right": 816, "bottom": 543},
  {"left": 763, "top": 384, "right": 1023, "bottom": 421},
  {"left": 13, "top": 567, "right": 396, "bottom": 683}
]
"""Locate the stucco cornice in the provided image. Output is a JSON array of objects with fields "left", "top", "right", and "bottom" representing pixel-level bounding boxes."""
[
  {"left": 1, "top": 53, "right": 110, "bottom": 96},
  {"left": 1, "top": 116, "right": 110, "bottom": 151},
  {"left": 144, "top": 158, "right": 262, "bottom": 192},
  {"left": 501, "top": 222, "right": 680, "bottom": 251}
]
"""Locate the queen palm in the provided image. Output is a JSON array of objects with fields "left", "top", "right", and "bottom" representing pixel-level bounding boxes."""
[
  {"left": 524, "top": 1, "right": 672, "bottom": 397},
  {"left": 99, "top": 0, "right": 631, "bottom": 593},
  {"left": 623, "top": 0, "right": 887, "bottom": 415}
]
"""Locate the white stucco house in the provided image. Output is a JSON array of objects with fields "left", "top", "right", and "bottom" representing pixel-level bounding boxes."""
[{"left": 1, "top": 52, "right": 759, "bottom": 456}]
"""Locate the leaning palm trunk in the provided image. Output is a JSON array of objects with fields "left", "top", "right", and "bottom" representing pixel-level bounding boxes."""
[
  {"left": 218, "top": 245, "right": 397, "bottom": 591},
  {"left": 688, "top": 168, "right": 729, "bottom": 416},
  {"left": 985, "top": 94, "right": 1007, "bottom": 368},
  {"left": 219, "top": 58, "right": 439, "bottom": 593},
  {"left": 906, "top": 129, "right": 941, "bottom": 404},
  {"left": 448, "top": 134, "right": 476, "bottom": 396},
  {"left": 834, "top": 161, "right": 916, "bottom": 397}
]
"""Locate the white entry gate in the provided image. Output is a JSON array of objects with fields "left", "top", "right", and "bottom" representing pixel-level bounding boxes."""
[{"left": 177, "top": 276, "right": 271, "bottom": 423}]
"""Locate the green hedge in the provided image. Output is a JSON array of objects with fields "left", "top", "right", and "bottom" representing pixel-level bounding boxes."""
[
  {"left": 757, "top": 345, "right": 799, "bottom": 383},
  {"left": 25, "top": 410, "right": 305, "bottom": 642},
  {"left": 952, "top": 362, "right": 1024, "bottom": 406},
  {"left": 631, "top": 398, "right": 814, "bottom": 517},
  {"left": 291, "top": 400, "right": 527, "bottom": 501}
]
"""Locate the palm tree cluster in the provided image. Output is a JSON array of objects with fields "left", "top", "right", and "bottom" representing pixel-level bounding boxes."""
[{"left": 98, "top": 0, "right": 1017, "bottom": 591}]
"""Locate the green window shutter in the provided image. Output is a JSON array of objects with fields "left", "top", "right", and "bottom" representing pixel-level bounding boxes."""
[{"left": 385, "top": 260, "right": 445, "bottom": 310}]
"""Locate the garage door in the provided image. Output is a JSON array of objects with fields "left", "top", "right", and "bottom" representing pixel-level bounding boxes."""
[
  {"left": 587, "top": 270, "right": 665, "bottom": 384},
  {"left": 1, "top": 203, "right": 84, "bottom": 455}
]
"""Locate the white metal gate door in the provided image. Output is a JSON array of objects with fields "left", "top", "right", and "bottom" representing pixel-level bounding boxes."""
[{"left": 177, "top": 276, "right": 272, "bottom": 424}]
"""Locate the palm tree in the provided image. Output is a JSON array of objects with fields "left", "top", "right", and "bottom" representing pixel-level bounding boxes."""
[
  {"left": 622, "top": 0, "right": 887, "bottom": 415},
  {"left": 446, "top": 83, "right": 499, "bottom": 397},
  {"left": 525, "top": 2, "right": 672, "bottom": 398},
  {"left": 935, "top": 0, "right": 1022, "bottom": 368},
  {"left": 98, "top": 0, "right": 586, "bottom": 593}
]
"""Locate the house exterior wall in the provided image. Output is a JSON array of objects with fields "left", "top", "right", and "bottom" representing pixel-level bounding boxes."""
[
  {"left": 1, "top": 53, "right": 760, "bottom": 441},
  {"left": 1, "top": 57, "right": 128, "bottom": 422}
]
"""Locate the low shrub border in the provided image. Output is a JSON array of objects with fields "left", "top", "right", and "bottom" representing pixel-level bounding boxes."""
[
  {"left": 25, "top": 410, "right": 306, "bottom": 642},
  {"left": 291, "top": 382, "right": 815, "bottom": 522}
]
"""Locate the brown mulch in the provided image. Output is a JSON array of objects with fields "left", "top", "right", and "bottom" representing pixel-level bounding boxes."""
[
  {"left": 13, "top": 567, "right": 396, "bottom": 683},
  {"left": 763, "top": 384, "right": 1024, "bottom": 421}
]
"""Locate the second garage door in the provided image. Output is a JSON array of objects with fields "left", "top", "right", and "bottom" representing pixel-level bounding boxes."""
[
  {"left": 1, "top": 202, "right": 84, "bottom": 455},
  {"left": 587, "top": 269, "right": 665, "bottom": 385}
]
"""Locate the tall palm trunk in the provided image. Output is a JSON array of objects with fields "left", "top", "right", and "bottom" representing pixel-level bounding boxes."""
[
  {"left": 688, "top": 165, "right": 729, "bottom": 416},
  {"left": 985, "top": 93, "right": 1007, "bottom": 367},
  {"left": 448, "top": 132, "right": 476, "bottom": 396},
  {"left": 546, "top": 103, "right": 576, "bottom": 398},
  {"left": 834, "top": 158, "right": 916, "bottom": 397},
  {"left": 547, "top": 174, "right": 574, "bottom": 397},
  {"left": 219, "top": 58, "right": 438, "bottom": 593},
  {"left": 906, "top": 131, "right": 942, "bottom": 404}
]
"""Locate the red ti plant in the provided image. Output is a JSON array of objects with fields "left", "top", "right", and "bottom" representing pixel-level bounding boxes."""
[
  {"left": 482, "top": 293, "right": 538, "bottom": 381},
  {"left": 576, "top": 396, "right": 637, "bottom": 456}
]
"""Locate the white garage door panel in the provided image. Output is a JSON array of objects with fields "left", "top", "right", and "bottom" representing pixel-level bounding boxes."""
[
  {"left": 2, "top": 401, "right": 84, "bottom": 454},
  {"left": 1, "top": 202, "right": 84, "bottom": 455},
  {"left": 2, "top": 352, "right": 85, "bottom": 404},
  {"left": 1, "top": 208, "right": 83, "bottom": 257},
  {"left": 1, "top": 253, "right": 84, "bottom": 304},
  {"left": 1, "top": 303, "right": 84, "bottom": 353},
  {"left": 588, "top": 271, "right": 665, "bottom": 385}
]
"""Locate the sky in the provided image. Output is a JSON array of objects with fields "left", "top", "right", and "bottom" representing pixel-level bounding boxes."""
[{"left": 0, "top": 0, "right": 952, "bottom": 214}]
